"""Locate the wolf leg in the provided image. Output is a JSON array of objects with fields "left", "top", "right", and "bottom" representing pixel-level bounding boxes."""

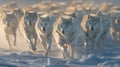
[
  {"left": 30, "top": 40, "right": 36, "bottom": 51},
  {"left": 42, "top": 39, "right": 47, "bottom": 51},
  {"left": 63, "top": 45, "right": 71, "bottom": 59},
  {"left": 45, "top": 36, "right": 52, "bottom": 56},
  {"left": 27, "top": 36, "right": 36, "bottom": 51},
  {"left": 98, "top": 38, "right": 103, "bottom": 49},
  {"left": 116, "top": 32, "right": 120, "bottom": 40},
  {"left": 68, "top": 45, "right": 72, "bottom": 57},
  {"left": 62, "top": 50, "right": 66, "bottom": 59},
  {"left": 110, "top": 27, "right": 115, "bottom": 40},
  {"left": 71, "top": 44, "right": 75, "bottom": 59},
  {"left": 34, "top": 34, "right": 38, "bottom": 50},
  {"left": 91, "top": 41, "right": 95, "bottom": 53},
  {"left": 13, "top": 32, "right": 17, "bottom": 46},
  {"left": 6, "top": 34, "right": 12, "bottom": 48}
]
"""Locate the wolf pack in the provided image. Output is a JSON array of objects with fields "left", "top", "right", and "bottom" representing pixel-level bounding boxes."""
[{"left": 0, "top": 1, "right": 120, "bottom": 59}]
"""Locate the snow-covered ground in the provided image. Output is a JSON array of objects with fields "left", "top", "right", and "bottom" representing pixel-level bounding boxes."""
[{"left": 0, "top": 35, "right": 120, "bottom": 67}]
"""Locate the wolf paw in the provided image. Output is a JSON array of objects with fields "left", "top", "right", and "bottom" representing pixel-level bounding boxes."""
[
  {"left": 32, "top": 47, "right": 36, "bottom": 51},
  {"left": 45, "top": 52, "right": 49, "bottom": 56},
  {"left": 29, "top": 45, "right": 36, "bottom": 51}
]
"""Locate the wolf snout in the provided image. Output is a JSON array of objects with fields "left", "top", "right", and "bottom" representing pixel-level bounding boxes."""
[
  {"left": 29, "top": 22, "right": 32, "bottom": 25},
  {"left": 91, "top": 27, "right": 93, "bottom": 31},
  {"left": 118, "top": 20, "right": 120, "bottom": 23},
  {"left": 27, "top": 22, "right": 31, "bottom": 25},
  {"left": 43, "top": 27, "right": 45, "bottom": 31},
  {"left": 89, "top": 26, "right": 93, "bottom": 31},
  {"left": 62, "top": 30, "right": 64, "bottom": 34},
  {"left": 115, "top": 19, "right": 120, "bottom": 24}
]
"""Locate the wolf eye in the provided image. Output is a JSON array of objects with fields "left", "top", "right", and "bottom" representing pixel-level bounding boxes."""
[
  {"left": 94, "top": 22, "right": 97, "bottom": 24},
  {"left": 61, "top": 39, "right": 64, "bottom": 41},
  {"left": 33, "top": 19, "right": 36, "bottom": 21},
  {"left": 104, "top": 20, "right": 107, "bottom": 21},
  {"left": 104, "top": 20, "right": 107, "bottom": 23},
  {"left": 61, "top": 25, "right": 63, "bottom": 28},
  {"left": 45, "top": 23, "right": 47, "bottom": 25},
  {"left": 118, "top": 20, "right": 120, "bottom": 23},
  {"left": 89, "top": 22, "right": 92, "bottom": 24},
  {"left": 40, "top": 23, "right": 42, "bottom": 26}
]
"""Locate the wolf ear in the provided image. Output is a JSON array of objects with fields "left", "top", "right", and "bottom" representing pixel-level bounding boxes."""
[
  {"left": 25, "top": 11, "right": 29, "bottom": 15},
  {"left": 34, "top": 11, "right": 37, "bottom": 14},
  {"left": 61, "top": 16, "right": 64, "bottom": 20},
  {"left": 70, "top": 17, "right": 73, "bottom": 22},
  {"left": 88, "top": 14, "right": 92, "bottom": 19},
  {"left": 46, "top": 15, "right": 49, "bottom": 21},
  {"left": 97, "top": 10, "right": 103, "bottom": 16},
  {"left": 73, "top": 12, "right": 76, "bottom": 17},
  {"left": 75, "top": 7, "right": 77, "bottom": 11}
]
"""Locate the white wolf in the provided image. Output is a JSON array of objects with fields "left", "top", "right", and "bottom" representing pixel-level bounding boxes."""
[
  {"left": 2, "top": 11, "right": 18, "bottom": 48},
  {"left": 35, "top": 13, "right": 56, "bottom": 56},
  {"left": 53, "top": 15, "right": 80, "bottom": 59},
  {"left": 110, "top": 10, "right": 120, "bottom": 41},
  {"left": 80, "top": 11, "right": 112, "bottom": 53},
  {"left": 19, "top": 11, "right": 38, "bottom": 51}
]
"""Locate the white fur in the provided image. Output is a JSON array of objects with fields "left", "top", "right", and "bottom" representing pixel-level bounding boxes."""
[
  {"left": 110, "top": 11, "right": 120, "bottom": 40},
  {"left": 35, "top": 13, "right": 56, "bottom": 56},
  {"left": 53, "top": 15, "right": 80, "bottom": 59},
  {"left": 80, "top": 11, "right": 112, "bottom": 53}
]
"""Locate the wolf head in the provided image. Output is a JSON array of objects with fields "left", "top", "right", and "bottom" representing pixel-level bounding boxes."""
[
  {"left": 98, "top": 11, "right": 112, "bottom": 26},
  {"left": 38, "top": 14, "right": 50, "bottom": 32},
  {"left": 3, "top": 11, "right": 17, "bottom": 26},
  {"left": 82, "top": 14, "right": 100, "bottom": 32},
  {"left": 58, "top": 15, "right": 73, "bottom": 35},
  {"left": 13, "top": 8, "right": 24, "bottom": 19},
  {"left": 38, "top": 13, "right": 55, "bottom": 32},
  {"left": 112, "top": 12, "right": 120, "bottom": 24},
  {"left": 115, "top": 19, "right": 120, "bottom": 24},
  {"left": 24, "top": 11, "right": 38, "bottom": 26}
]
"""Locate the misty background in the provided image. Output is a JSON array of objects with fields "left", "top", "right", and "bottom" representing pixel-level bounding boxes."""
[{"left": 0, "top": 0, "right": 120, "bottom": 8}]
